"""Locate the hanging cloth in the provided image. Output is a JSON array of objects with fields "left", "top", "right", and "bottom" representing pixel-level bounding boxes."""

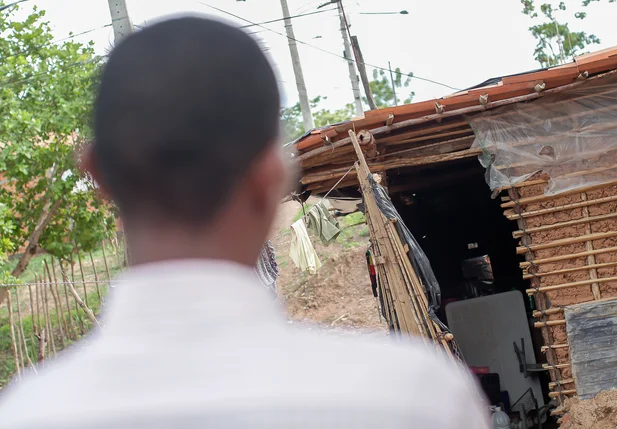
[
  {"left": 255, "top": 240, "right": 279, "bottom": 298},
  {"left": 306, "top": 202, "right": 340, "bottom": 244},
  {"left": 289, "top": 219, "right": 322, "bottom": 274}
]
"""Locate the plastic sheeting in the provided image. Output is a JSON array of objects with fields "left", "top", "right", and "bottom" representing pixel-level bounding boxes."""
[
  {"left": 469, "top": 75, "right": 617, "bottom": 196},
  {"left": 368, "top": 175, "right": 442, "bottom": 313}
]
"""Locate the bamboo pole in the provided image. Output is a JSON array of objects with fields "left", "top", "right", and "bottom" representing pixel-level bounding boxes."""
[
  {"left": 523, "top": 261, "right": 617, "bottom": 280},
  {"left": 6, "top": 290, "right": 22, "bottom": 381},
  {"left": 543, "top": 363, "right": 570, "bottom": 370},
  {"left": 532, "top": 307, "right": 564, "bottom": 318},
  {"left": 542, "top": 343, "right": 569, "bottom": 352},
  {"left": 508, "top": 187, "right": 561, "bottom": 396},
  {"left": 526, "top": 275, "right": 617, "bottom": 295},
  {"left": 505, "top": 194, "right": 617, "bottom": 221},
  {"left": 44, "top": 263, "right": 65, "bottom": 347},
  {"left": 53, "top": 258, "right": 74, "bottom": 339},
  {"left": 42, "top": 274, "right": 56, "bottom": 355},
  {"left": 548, "top": 389, "right": 576, "bottom": 398},
  {"left": 534, "top": 319, "right": 566, "bottom": 328},
  {"left": 512, "top": 211, "right": 617, "bottom": 238},
  {"left": 520, "top": 246, "right": 617, "bottom": 268},
  {"left": 89, "top": 251, "right": 102, "bottom": 302},
  {"left": 516, "top": 231, "right": 617, "bottom": 255},
  {"left": 528, "top": 274, "right": 617, "bottom": 295},
  {"left": 14, "top": 287, "right": 35, "bottom": 371},
  {"left": 549, "top": 378, "right": 575, "bottom": 388},
  {"left": 502, "top": 178, "right": 617, "bottom": 209},
  {"left": 581, "top": 192, "right": 601, "bottom": 300},
  {"left": 77, "top": 251, "right": 89, "bottom": 308}
]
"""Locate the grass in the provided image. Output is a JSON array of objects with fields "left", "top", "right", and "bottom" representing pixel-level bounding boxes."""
[
  {"left": 0, "top": 242, "right": 125, "bottom": 389},
  {"left": 0, "top": 287, "right": 107, "bottom": 388}
]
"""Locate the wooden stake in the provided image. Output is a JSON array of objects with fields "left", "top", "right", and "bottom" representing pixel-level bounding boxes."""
[
  {"left": 41, "top": 275, "right": 56, "bottom": 355},
  {"left": 69, "top": 254, "right": 85, "bottom": 335},
  {"left": 44, "top": 263, "right": 65, "bottom": 347},
  {"left": 77, "top": 251, "right": 89, "bottom": 308},
  {"left": 14, "top": 287, "right": 36, "bottom": 371},
  {"left": 6, "top": 290, "right": 22, "bottom": 381},
  {"left": 65, "top": 280, "right": 102, "bottom": 330},
  {"left": 101, "top": 242, "right": 112, "bottom": 281},
  {"left": 53, "top": 258, "right": 74, "bottom": 339},
  {"left": 534, "top": 319, "right": 566, "bottom": 328},
  {"left": 89, "top": 251, "right": 102, "bottom": 302},
  {"left": 27, "top": 283, "right": 37, "bottom": 338}
]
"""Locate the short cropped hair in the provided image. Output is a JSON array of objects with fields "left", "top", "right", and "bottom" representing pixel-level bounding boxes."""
[{"left": 93, "top": 16, "right": 280, "bottom": 224}]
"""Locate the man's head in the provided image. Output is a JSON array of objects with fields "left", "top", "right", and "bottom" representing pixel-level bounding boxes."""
[{"left": 86, "top": 16, "right": 287, "bottom": 266}]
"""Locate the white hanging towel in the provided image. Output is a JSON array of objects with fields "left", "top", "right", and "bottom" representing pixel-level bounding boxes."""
[{"left": 289, "top": 219, "right": 322, "bottom": 274}]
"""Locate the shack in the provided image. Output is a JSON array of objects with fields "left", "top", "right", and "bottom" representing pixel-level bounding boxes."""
[{"left": 288, "top": 46, "right": 617, "bottom": 424}]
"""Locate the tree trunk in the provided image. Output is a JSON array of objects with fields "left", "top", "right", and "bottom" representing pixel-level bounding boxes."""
[{"left": 0, "top": 198, "right": 62, "bottom": 305}]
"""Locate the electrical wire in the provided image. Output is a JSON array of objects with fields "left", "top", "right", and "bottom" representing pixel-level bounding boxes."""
[
  {"left": 239, "top": 7, "right": 337, "bottom": 29},
  {"left": 196, "top": 1, "right": 461, "bottom": 91}
]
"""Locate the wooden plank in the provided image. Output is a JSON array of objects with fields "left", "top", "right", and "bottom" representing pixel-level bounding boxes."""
[{"left": 565, "top": 298, "right": 617, "bottom": 399}]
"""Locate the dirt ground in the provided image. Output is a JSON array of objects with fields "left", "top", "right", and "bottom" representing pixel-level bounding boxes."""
[
  {"left": 561, "top": 390, "right": 617, "bottom": 429},
  {"left": 271, "top": 200, "right": 386, "bottom": 334}
]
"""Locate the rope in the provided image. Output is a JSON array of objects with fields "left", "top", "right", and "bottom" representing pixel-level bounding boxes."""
[{"left": 294, "top": 162, "right": 359, "bottom": 222}]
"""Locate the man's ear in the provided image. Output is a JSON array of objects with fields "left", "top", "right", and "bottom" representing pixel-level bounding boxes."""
[
  {"left": 245, "top": 144, "right": 288, "bottom": 217},
  {"left": 80, "top": 143, "right": 111, "bottom": 199}
]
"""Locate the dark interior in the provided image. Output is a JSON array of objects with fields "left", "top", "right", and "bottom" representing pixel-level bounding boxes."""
[{"left": 389, "top": 162, "right": 556, "bottom": 426}]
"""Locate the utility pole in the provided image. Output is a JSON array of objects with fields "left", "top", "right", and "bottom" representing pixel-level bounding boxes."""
[
  {"left": 350, "top": 35, "right": 377, "bottom": 110},
  {"left": 388, "top": 61, "right": 398, "bottom": 106},
  {"left": 107, "top": 0, "right": 134, "bottom": 43},
  {"left": 280, "top": 0, "right": 315, "bottom": 132},
  {"left": 337, "top": 1, "right": 363, "bottom": 117}
]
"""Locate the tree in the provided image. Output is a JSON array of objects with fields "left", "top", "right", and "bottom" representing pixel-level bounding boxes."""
[
  {"left": 521, "top": 0, "right": 613, "bottom": 67},
  {"left": 0, "top": 6, "right": 115, "bottom": 301},
  {"left": 367, "top": 68, "right": 415, "bottom": 108},
  {"left": 281, "top": 68, "right": 415, "bottom": 141}
]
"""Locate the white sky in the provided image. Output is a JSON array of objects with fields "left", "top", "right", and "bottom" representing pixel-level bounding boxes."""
[{"left": 17, "top": 0, "right": 617, "bottom": 110}]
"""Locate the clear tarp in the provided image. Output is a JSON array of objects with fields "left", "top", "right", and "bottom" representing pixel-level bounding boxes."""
[{"left": 469, "top": 75, "right": 617, "bottom": 196}]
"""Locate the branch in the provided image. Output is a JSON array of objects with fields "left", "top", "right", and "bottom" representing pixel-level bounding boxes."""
[{"left": 0, "top": 197, "right": 62, "bottom": 304}]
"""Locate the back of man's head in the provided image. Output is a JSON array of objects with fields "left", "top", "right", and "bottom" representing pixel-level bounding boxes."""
[{"left": 92, "top": 16, "right": 281, "bottom": 227}]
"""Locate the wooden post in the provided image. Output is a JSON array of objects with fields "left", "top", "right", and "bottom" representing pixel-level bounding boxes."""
[
  {"left": 65, "top": 280, "right": 102, "bottom": 330},
  {"left": 89, "top": 251, "right": 102, "bottom": 302},
  {"left": 6, "top": 290, "right": 22, "bottom": 381},
  {"left": 350, "top": 35, "right": 377, "bottom": 110}
]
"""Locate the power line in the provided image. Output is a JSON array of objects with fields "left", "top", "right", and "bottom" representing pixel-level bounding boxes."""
[
  {"left": 239, "top": 7, "right": 337, "bottom": 29},
  {"left": 196, "top": 1, "right": 461, "bottom": 92}
]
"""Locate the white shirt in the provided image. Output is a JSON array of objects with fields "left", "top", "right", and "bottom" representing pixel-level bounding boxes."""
[{"left": 0, "top": 260, "right": 490, "bottom": 429}]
